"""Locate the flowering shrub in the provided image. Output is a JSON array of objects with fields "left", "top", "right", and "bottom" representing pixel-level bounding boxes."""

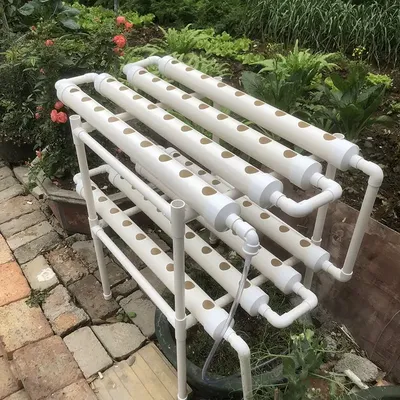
[
  {"left": 0, "top": 3, "right": 154, "bottom": 177},
  {"left": 113, "top": 34, "right": 127, "bottom": 48}
]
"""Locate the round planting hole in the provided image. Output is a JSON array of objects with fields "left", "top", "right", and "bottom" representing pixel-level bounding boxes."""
[
  {"left": 203, "top": 300, "right": 215, "bottom": 310},
  {"left": 185, "top": 281, "right": 195, "bottom": 290},
  {"left": 271, "top": 258, "right": 282, "bottom": 267}
]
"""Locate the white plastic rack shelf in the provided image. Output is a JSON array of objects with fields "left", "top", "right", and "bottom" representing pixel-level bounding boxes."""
[{"left": 56, "top": 55, "right": 383, "bottom": 400}]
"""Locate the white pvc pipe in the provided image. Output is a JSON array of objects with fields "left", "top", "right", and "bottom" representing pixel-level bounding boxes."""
[
  {"left": 94, "top": 73, "right": 283, "bottom": 208},
  {"left": 121, "top": 68, "right": 343, "bottom": 216},
  {"left": 197, "top": 216, "right": 301, "bottom": 294},
  {"left": 125, "top": 66, "right": 321, "bottom": 190},
  {"left": 98, "top": 205, "right": 141, "bottom": 229},
  {"left": 70, "top": 115, "right": 111, "bottom": 300},
  {"left": 171, "top": 199, "right": 188, "bottom": 400},
  {"left": 109, "top": 169, "right": 270, "bottom": 316},
  {"left": 321, "top": 155, "right": 383, "bottom": 282},
  {"left": 164, "top": 148, "right": 232, "bottom": 194},
  {"left": 258, "top": 281, "right": 318, "bottom": 328},
  {"left": 93, "top": 226, "right": 176, "bottom": 325},
  {"left": 109, "top": 168, "right": 317, "bottom": 332},
  {"left": 73, "top": 127, "right": 172, "bottom": 219},
  {"left": 57, "top": 82, "right": 240, "bottom": 232},
  {"left": 151, "top": 56, "right": 360, "bottom": 171},
  {"left": 77, "top": 183, "right": 230, "bottom": 338},
  {"left": 304, "top": 162, "right": 337, "bottom": 288},
  {"left": 224, "top": 327, "right": 253, "bottom": 400},
  {"left": 236, "top": 197, "right": 330, "bottom": 271}
]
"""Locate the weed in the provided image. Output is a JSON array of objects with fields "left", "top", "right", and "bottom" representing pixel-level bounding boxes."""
[
  {"left": 253, "top": 329, "right": 351, "bottom": 400},
  {"left": 26, "top": 289, "right": 51, "bottom": 308},
  {"left": 116, "top": 309, "right": 137, "bottom": 322}
]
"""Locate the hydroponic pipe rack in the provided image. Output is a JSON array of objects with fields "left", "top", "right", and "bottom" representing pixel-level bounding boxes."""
[{"left": 56, "top": 55, "right": 383, "bottom": 400}]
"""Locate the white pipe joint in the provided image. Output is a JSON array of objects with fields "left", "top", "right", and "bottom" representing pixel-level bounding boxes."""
[
  {"left": 123, "top": 56, "right": 161, "bottom": 77},
  {"left": 224, "top": 327, "right": 253, "bottom": 400},
  {"left": 226, "top": 214, "right": 260, "bottom": 256},
  {"left": 258, "top": 281, "right": 317, "bottom": 328},
  {"left": 270, "top": 191, "right": 333, "bottom": 218},
  {"left": 322, "top": 260, "right": 353, "bottom": 282},
  {"left": 310, "top": 173, "right": 343, "bottom": 200},
  {"left": 292, "top": 281, "right": 318, "bottom": 309},
  {"left": 350, "top": 155, "right": 384, "bottom": 187}
]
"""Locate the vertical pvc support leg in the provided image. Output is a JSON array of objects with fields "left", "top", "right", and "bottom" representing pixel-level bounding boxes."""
[
  {"left": 305, "top": 161, "right": 338, "bottom": 289},
  {"left": 171, "top": 199, "right": 188, "bottom": 400},
  {"left": 225, "top": 329, "right": 253, "bottom": 400},
  {"left": 70, "top": 115, "right": 111, "bottom": 300},
  {"left": 207, "top": 100, "right": 220, "bottom": 246}
]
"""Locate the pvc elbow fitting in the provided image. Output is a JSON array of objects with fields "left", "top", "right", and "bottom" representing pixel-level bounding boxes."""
[
  {"left": 224, "top": 328, "right": 250, "bottom": 357},
  {"left": 276, "top": 195, "right": 314, "bottom": 218},
  {"left": 123, "top": 56, "right": 161, "bottom": 73},
  {"left": 350, "top": 155, "right": 384, "bottom": 187},
  {"left": 292, "top": 282, "right": 318, "bottom": 309},
  {"left": 258, "top": 304, "right": 294, "bottom": 329},
  {"left": 322, "top": 260, "right": 353, "bottom": 282}
]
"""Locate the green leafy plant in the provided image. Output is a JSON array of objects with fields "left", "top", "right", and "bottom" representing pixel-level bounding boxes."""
[
  {"left": 253, "top": 329, "right": 349, "bottom": 400},
  {"left": 253, "top": 41, "right": 337, "bottom": 81},
  {"left": 161, "top": 25, "right": 213, "bottom": 54},
  {"left": 137, "top": 24, "right": 213, "bottom": 55},
  {"left": 74, "top": 3, "right": 154, "bottom": 32},
  {"left": 244, "top": 0, "right": 400, "bottom": 66},
  {"left": 26, "top": 289, "right": 51, "bottom": 307},
  {"left": 315, "top": 66, "right": 391, "bottom": 140},
  {"left": 366, "top": 72, "right": 393, "bottom": 89},
  {"left": 241, "top": 69, "right": 315, "bottom": 113},
  {"left": 19, "top": 0, "right": 81, "bottom": 30},
  {"left": 175, "top": 53, "right": 230, "bottom": 77},
  {"left": 196, "top": 30, "right": 252, "bottom": 58},
  {"left": 131, "top": 0, "right": 244, "bottom": 35}
]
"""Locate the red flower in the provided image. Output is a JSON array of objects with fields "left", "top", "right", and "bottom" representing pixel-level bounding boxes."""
[
  {"left": 40, "top": 68, "right": 45, "bottom": 74},
  {"left": 56, "top": 111, "right": 68, "bottom": 124},
  {"left": 31, "top": 26, "right": 37, "bottom": 31},
  {"left": 54, "top": 101, "right": 64, "bottom": 110},
  {"left": 116, "top": 16, "right": 126, "bottom": 25},
  {"left": 50, "top": 109, "right": 58, "bottom": 122},
  {"left": 35, "top": 113, "right": 41, "bottom": 120},
  {"left": 45, "top": 39, "right": 54, "bottom": 47},
  {"left": 36, "top": 105, "right": 44, "bottom": 111},
  {"left": 113, "top": 47, "right": 124, "bottom": 56},
  {"left": 112, "top": 34, "right": 126, "bottom": 48},
  {"left": 124, "top": 22, "right": 133, "bottom": 31},
  {"left": 35, "top": 150, "right": 42, "bottom": 159}
]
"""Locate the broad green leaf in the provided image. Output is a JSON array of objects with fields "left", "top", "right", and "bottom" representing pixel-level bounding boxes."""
[
  {"left": 18, "top": 2, "right": 35, "bottom": 15},
  {"left": 61, "top": 18, "right": 80, "bottom": 30}
]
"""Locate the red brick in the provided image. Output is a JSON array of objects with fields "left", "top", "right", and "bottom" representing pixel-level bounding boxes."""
[
  {"left": 0, "top": 262, "right": 30, "bottom": 307},
  {"left": 0, "top": 235, "right": 13, "bottom": 264},
  {"left": 14, "top": 336, "right": 82, "bottom": 400},
  {"left": 0, "top": 299, "right": 53, "bottom": 356}
]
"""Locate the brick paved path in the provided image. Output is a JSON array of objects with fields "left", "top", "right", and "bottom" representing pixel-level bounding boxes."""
[{"left": 0, "top": 164, "right": 170, "bottom": 400}]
